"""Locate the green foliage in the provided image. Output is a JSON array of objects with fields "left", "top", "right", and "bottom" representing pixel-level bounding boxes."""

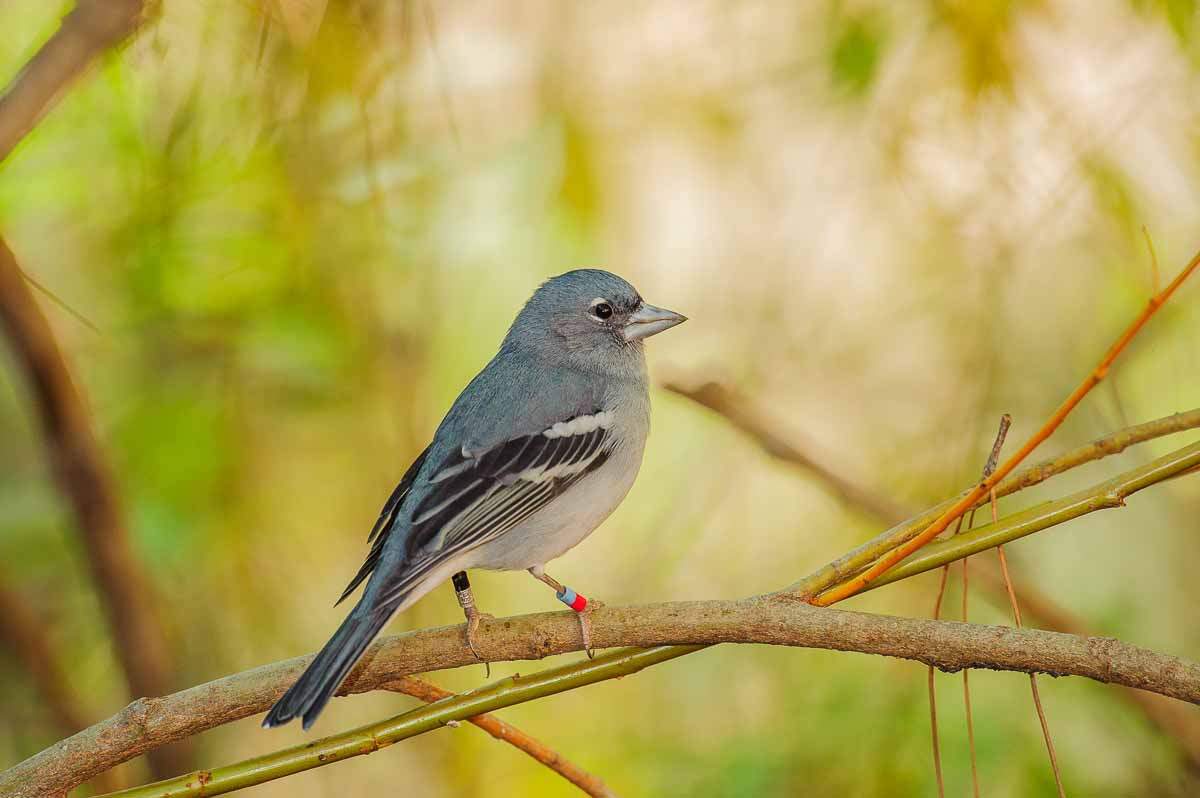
[
  {"left": 829, "top": 13, "right": 887, "bottom": 96},
  {"left": 1135, "top": 0, "right": 1198, "bottom": 42}
]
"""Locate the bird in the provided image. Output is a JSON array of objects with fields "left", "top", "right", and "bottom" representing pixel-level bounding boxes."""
[{"left": 263, "top": 269, "right": 686, "bottom": 730}]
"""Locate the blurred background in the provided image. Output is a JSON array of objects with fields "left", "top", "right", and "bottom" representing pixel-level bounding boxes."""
[{"left": 1, "top": 1, "right": 1199, "bottom": 795}]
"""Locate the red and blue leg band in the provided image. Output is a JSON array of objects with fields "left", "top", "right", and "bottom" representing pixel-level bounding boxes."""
[{"left": 556, "top": 586, "right": 588, "bottom": 612}]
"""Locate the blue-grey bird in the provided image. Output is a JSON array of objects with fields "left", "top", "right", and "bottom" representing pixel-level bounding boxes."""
[{"left": 263, "top": 269, "right": 686, "bottom": 730}]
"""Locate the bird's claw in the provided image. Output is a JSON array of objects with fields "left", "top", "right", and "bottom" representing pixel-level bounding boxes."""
[
  {"left": 578, "top": 600, "right": 603, "bottom": 659},
  {"left": 463, "top": 608, "right": 494, "bottom": 678}
]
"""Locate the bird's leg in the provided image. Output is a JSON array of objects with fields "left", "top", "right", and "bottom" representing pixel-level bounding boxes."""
[
  {"left": 452, "top": 571, "right": 490, "bottom": 677},
  {"left": 528, "top": 565, "right": 599, "bottom": 659}
]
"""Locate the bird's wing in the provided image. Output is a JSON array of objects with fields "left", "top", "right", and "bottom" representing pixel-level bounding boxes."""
[
  {"left": 336, "top": 443, "right": 432, "bottom": 604},
  {"left": 362, "top": 410, "right": 616, "bottom": 611}
]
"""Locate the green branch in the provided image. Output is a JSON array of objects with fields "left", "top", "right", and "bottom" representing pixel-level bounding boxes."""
[
  {"left": 786, "top": 409, "right": 1200, "bottom": 599},
  {"left": 106, "top": 648, "right": 678, "bottom": 798},
  {"left": 866, "top": 438, "right": 1200, "bottom": 591}
]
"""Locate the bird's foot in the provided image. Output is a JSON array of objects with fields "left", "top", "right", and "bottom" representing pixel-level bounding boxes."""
[
  {"left": 453, "top": 571, "right": 493, "bottom": 677},
  {"left": 577, "top": 601, "right": 603, "bottom": 659},
  {"left": 554, "top": 585, "right": 602, "bottom": 658},
  {"left": 530, "top": 568, "right": 601, "bottom": 659},
  {"left": 463, "top": 606, "right": 494, "bottom": 678}
]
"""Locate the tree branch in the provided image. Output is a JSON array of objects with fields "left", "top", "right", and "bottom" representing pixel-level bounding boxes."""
[
  {"left": 0, "top": 599, "right": 1188, "bottom": 798},
  {"left": 785, "top": 408, "right": 1200, "bottom": 599},
  {"left": 662, "top": 380, "right": 913, "bottom": 522},
  {"left": 0, "top": 0, "right": 145, "bottom": 164},
  {"left": 72, "top": 601, "right": 1200, "bottom": 798},
  {"left": 0, "top": 236, "right": 185, "bottom": 779},
  {"left": 866, "top": 439, "right": 1200, "bottom": 590},
  {"left": 662, "top": 381, "right": 1200, "bottom": 529},
  {"left": 384, "top": 677, "right": 616, "bottom": 798},
  {"left": 970, "top": 564, "right": 1200, "bottom": 771}
]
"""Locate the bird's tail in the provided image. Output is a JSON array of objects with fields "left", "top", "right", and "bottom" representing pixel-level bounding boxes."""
[{"left": 262, "top": 605, "right": 392, "bottom": 730}]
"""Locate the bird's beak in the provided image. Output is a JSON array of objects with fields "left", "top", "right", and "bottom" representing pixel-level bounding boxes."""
[{"left": 622, "top": 303, "right": 688, "bottom": 342}]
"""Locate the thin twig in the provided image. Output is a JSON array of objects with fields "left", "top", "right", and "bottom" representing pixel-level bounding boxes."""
[
  {"left": 9, "top": 438, "right": 1199, "bottom": 797},
  {"left": 17, "top": 267, "right": 102, "bottom": 335},
  {"left": 983, "top": 415, "right": 1013, "bottom": 479},
  {"left": 813, "top": 251, "right": 1200, "bottom": 605},
  {"left": 929, "top": 515, "right": 967, "bottom": 798},
  {"left": 993, "top": 491, "right": 1067, "bottom": 797},
  {"left": 385, "top": 676, "right": 616, "bottom": 797},
  {"left": 962, "top": 415, "right": 1012, "bottom": 797},
  {"left": 869, "top": 439, "right": 1200, "bottom": 587},
  {"left": 962, "top": 522, "right": 981, "bottom": 798},
  {"left": 927, "top": 562, "right": 950, "bottom": 798},
  {"left": 1143, "top": 226, "right": 1160, "bottom": 295}
]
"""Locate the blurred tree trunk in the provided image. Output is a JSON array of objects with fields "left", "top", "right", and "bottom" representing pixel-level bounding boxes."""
[{"left": 0, "top": 237, "right": 188, "bottom": 779}]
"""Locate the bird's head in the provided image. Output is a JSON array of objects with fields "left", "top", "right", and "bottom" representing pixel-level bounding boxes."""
[{"left": 503, "top": 269, "right": 686, "bottom": 375}]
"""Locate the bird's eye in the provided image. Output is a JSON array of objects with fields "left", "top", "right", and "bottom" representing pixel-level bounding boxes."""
[{"left": 591, "top": 301, "right": 614, "bottom": 320}]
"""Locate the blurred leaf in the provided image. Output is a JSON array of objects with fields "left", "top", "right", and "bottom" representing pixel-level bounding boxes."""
[
  {"left": 1136, "top": 0, "right": 1197, "bottom": 42},
  {"left": 829, "top": 13, "right": 887, "bottom": 96},
  {"left": 237, "top": 304, "right": 351, "bottom": 397},
  {"left": 115, "top": 383, "right": 231, "bottom": 561},
  {"left": 1166, "top": 0, "right": 1197, "bottom": 39}
]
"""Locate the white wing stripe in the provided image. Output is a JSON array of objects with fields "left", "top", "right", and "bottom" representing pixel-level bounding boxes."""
[
  {"left": 460, "top": 482, "right": 552, "bottom": 549},
  {"left": 543, "top": 411, "right": 613, "bottom": 439},
  {"left": 428, "top": 456, "right": 473, "bottom": 484},
  {"left": 450, "top": 481, "right": 546, "bottom": 551},
  {"left": 451, "top": 481, "right": 533, "bottom": 543},
  {"left": 412, "top": 478, "right": 484, "bottom": 525},
  {"left": 518, "top": 433, "right": 604, "bottom": 483}
]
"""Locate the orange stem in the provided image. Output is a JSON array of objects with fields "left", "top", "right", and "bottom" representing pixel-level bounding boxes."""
[
  {"left": 813, "top": 251, "right": 1200, "bottom": 606},
  {"left": 385, "top": 676, "right": 614, "bottom": 797}
]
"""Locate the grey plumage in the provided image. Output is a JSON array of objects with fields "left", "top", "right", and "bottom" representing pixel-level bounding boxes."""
[{"left": 263, "top": 269, "right": 685, "bottom": 730}]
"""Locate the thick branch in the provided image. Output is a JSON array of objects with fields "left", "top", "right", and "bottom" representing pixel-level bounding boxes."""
[
  {"left": 0, "top": 236, "right": 183, "bottom": 778},
  {"left": 0, "top": 0, "right": 145, "bottom": 163}
]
